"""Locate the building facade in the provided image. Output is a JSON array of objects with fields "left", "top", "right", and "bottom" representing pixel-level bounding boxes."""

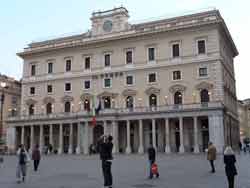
[
  {"left": 238, "top": 99, "right": 250, "bottom": 140},
  {"left": 0, "top": 74, "right": 21, "bottom": 151},
  {"left": 7, "top": 7, "right": 239, "bottom": 154}
]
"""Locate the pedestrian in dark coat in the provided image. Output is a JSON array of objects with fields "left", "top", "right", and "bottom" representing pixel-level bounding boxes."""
[
  {"left": 32, "top": 144, "right": 41, "bottom": 171},
  {"left": 99, "top": 135, "right": 113, "bottom": 188},
  {"left": 224, "top": 146, "right": 237, "bottom": 188},
  {"left": 147, "top": 144, "right": 159, "bottom": 179},
  {"left": 207, "top": 142, "right": 217, "bottom": 173}
]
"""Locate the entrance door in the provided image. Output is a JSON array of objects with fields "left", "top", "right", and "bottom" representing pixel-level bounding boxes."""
[
  {"left": 175, "top": 132, "right": 180, "bottom": 152},
  {"left": 202, "top": 131, "right": 209, "bottom": 151}
]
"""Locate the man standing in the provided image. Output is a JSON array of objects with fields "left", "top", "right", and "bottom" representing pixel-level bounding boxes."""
[
  {"left": 207, "top": 142, "right": 217, "bottom": 173},
  {"left": 147, "top": 144, "right": 159, "bottom": 179},
  {"left": 32, "top": 144, "right": 41, "bottom": 171},
  {"left": 99, "top": 135, "right": 113, "bottom": 188}
]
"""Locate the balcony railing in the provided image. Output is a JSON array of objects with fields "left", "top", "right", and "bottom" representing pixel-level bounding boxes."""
[{"left": 7, "top": 102, "right": 223, "bottom": 122}]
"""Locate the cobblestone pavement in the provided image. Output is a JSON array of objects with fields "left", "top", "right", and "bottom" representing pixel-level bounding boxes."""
[{"left": 0, "top": 153, "right": 250, "bottom": 188}]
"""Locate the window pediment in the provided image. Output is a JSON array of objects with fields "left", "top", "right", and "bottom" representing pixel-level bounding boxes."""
[
  {"left": 195, "top": 81, "right": 213, "bottom": 90},
  {"left": 145, "top": 87, "right": 160, "bottom": 95},
  {"left": 25, "top": 99, "right": 37, "bottom": 105},
  {"left": 43, "top": 96, "right": 55, "bottom": 104},
  {"left": 61, "top": 95, "right": 74, "bottom": 103},
  {"left": 169, "top": 84, "right": 186, "bottom": 93},
  {"left": 97, "top": 91, "right": 118, "bottom": 98},
  {"left": 122, "top": 89, "right": 137, "bottom": 96}
]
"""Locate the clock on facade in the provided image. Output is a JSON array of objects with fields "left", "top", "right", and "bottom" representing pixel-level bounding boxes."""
[{"left": 103, "top": 20, "right": 113, "bottom": 32}]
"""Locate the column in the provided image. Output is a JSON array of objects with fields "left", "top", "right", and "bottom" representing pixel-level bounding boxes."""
[
  {"left": 209, "top": 115, "right": 224, "bottom": 153},
  {"left": 112, "top": 121, "right": 118, "bottom": 154},
  {"left": 30, "top": 125, "right": 34, "bottom": 152},
  {"left": 103, "top": 120, "right": 107, "bottom": 135},
  {"left": 193, "top": 116, "right": 199, "bottom": 153},
  {"left": 179, "top": 117, "right": 184, "bottom": 153},
  {"left": 152, "top": 119, "right": 156, "bottom": 150},
  {"left": 165, "top": 118, "right": 171, "bottom": 153},
  {"left": 58, "top": 124, "right": 63, "bottom": 154},
  {"left": 125, "top": 120, "right": 131, "bottom": 154},
  {"left": 21, "top": 126, "right": 24, "bottom": 145},
  {"left": 39, "top": 125, "right": 44, "bottom": 152},
  {"left": 138, "top": 119, "right": 144, "bottom": 154},
  {"left": 76, "top": 123, "right": 81, "bottom": 154},
  {"left": 49, "top": 124, "right": 53, "bottom": 147},
  {"left": 83, "top": 122, "right": 89, "bottom": 155},
  {"left": 68, "top": 124, "right": 73, "bottom": 154}
]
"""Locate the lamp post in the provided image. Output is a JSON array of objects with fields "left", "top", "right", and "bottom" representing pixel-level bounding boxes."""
[{"left": 0, "top": 82, "right": 7, "bottom": 141}]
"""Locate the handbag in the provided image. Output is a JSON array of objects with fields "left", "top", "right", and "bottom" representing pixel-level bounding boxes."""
[{"left": 151, "top": 163, "right": 158, "bottom": 174}]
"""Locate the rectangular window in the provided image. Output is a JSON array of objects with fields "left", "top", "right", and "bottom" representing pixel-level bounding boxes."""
[
  {"left": 104, "top": 54, "right": 111, "bottom": 67},
  {"left": 148, "top": 48, "right": 155, "bottom": 61},
  {"left": 199, "top": 67, "right": 208, "bottom": 77},
  {"left": 198, "top": 40, "right": 206, "bottom": 54},
  {"left": 65, "top": 83, "right": 71, "bottom": 91},
  {"left": 47, "top": 85, "right": 53, "bottom": 93},
  {"left": 31, "top": 64, "right": 36, "bottom": 76},
  {"left": 30, "top": 87, "right": 35, "bottom": 95},
  {"left": 84, "top": 80, "right": 91, "bottom": 89},
  {"left": 12, "top": 96, "right": 17, "bottom": 105},
  {"left": 48, "top": 62, "right": 53, "bottom": 74},
  {"left": 148, "top": 73, "right": 156, "bottom": 83},
  {"left": 85, "top": 57, "right": 90, "bottom": 70},
  {"left": 66, "top": 59, "right": 71, "bottom": 72},
  {"left": 126, "top": 51, "right": 133, "bottom": 64},
  {"left": 126, "top": 75, "right": 133, "bottom": 85},
  {"left": 104, "top": 78, "right": 111, "bottom": 88},
  {"left": 173, "top": 71, "right": 181, "bottom": 80},
  {"left": 172, "top": 44, "right": 180, "bottom": 57}
]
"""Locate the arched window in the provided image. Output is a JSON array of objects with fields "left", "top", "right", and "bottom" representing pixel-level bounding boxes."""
[
  {"left": 103, "top": 97, "right": 111, "bottom": 109},
  {"left": 174, "top": 91, "right": 182, "bottom": 105},
  {"left": 126, "top": 96, "right": 134, "bottom": 108},
  {"left": 29, "top": 104, "right": 34, "bottom": 115},
  {"left": 46, "top": 103, "right": 52, "bottom": 114},
  {"left": 84, "top": 99, "right": 90, "bottom": 111},
  {"left": 149, "top": 94, "right": 157, "bottom": 107},
  {"left": 64, "top": 101, "right": 71, "bottom": 113},
  {"left": 200, "top": 89, "right": 209, "bottom": 103}
]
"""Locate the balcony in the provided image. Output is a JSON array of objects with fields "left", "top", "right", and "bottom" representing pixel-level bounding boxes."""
[{"left": 6, "top": 102, "right": 223, "bottom": 122}]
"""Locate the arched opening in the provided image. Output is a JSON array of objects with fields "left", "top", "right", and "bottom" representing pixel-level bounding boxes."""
[
  {"left": 103, "top": 96, "right": 111, "bottom": 109},
  {"left": 174, "top": 91, "right": 182, "bottom": 105},
  {"left": 200, "top": 89, "right": 209, "bottom": 103},
  {"left": 46, "top": 103, "right": 52, "bottom": 114},
  {"left": 126, "top": 96, "right": 134, "bottom": 108},
  {"left": 84, "top": 99, "right": 90, "bottom": 111},
  {"left": 149, "top": 94, "right": 157, "bottom": 107},
  {"left": 29, "top": 104, "right": 34, "bottom": 115},
  {"left": 64, "top": 101, "right": 71, "bottom": 113}
]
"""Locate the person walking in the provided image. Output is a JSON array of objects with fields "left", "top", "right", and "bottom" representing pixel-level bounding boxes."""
[
  {"left": 147, "top": 144, "right": 159, "bottom": 179},
  {"left": 224, "top": 146, "right": 237, "bottom": 188},
  {"left": 16, "top": 145, "right": 29, "bottom": 183},
  {"left": 99, "top": 135, "right": 113, "bottom": 188},
  {"left": 32, "top": 144, "right": 41, "bottom": 171},
  {"left": 207, "top": 142, "right": 217, "bottom": 173}
]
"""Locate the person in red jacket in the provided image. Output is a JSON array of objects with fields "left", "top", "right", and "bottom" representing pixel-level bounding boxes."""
[{"left": 32, "top": 144, "right": 41, "bottom": 171}]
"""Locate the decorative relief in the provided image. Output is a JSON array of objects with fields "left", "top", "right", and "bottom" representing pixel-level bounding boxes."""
[
  {"left": 61, "top": 95, "right": 74, "bottom": 102},
  {"left": 80, "top": 93, "right": 93, "bottom": 101},
  {"left": 43, "top": 97, "right": 55, "bottom": 104},
  {"left": 97, "top": 91, "right": 118, "bottom": 98},
  {"left": 169, "top": 84, "right": 186, "bottom": 93},
  {"left": 122, "top": 89, "right": 137, "bottom": 96},
  {"left": 195, "top": 81, "right": 213, "bottom": 90},
  {"left": 145, "top": 87, "right": 160, "bottom": 95},
  {"left": 25, "top": 99, "right": 37, "bottom": 105}
]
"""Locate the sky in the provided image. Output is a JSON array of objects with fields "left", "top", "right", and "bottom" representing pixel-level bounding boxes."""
[{"left": 0, "top": 0, "right": 249, "bottom": 99}]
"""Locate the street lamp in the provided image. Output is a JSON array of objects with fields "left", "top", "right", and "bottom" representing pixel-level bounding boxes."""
[{"left": 0, "top": 82, "right": 7, "bottom": 142}]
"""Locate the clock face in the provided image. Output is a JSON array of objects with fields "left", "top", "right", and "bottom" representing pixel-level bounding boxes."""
[{"left": 103, "top": 20, "right": 113, "bottom": 32}]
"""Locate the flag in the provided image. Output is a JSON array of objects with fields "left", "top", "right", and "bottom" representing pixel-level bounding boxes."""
[{"left": 91, "top": 95, "right": 96, "bottom": 127}]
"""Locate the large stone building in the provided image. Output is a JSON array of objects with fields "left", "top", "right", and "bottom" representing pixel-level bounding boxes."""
[
  {"left": 7, "top": 7, "right": 239, "bottom": 154},
  {"left": 0, "top": 74, "right": 21, "bottom": 151},
  {"left": 238, "top": 99, "right": 250, "bottom": 139}
]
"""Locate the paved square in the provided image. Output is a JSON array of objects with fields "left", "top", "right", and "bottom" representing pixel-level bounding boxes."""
[{"left": 0, "top": 154, "right": 250, "bottom": 188}]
